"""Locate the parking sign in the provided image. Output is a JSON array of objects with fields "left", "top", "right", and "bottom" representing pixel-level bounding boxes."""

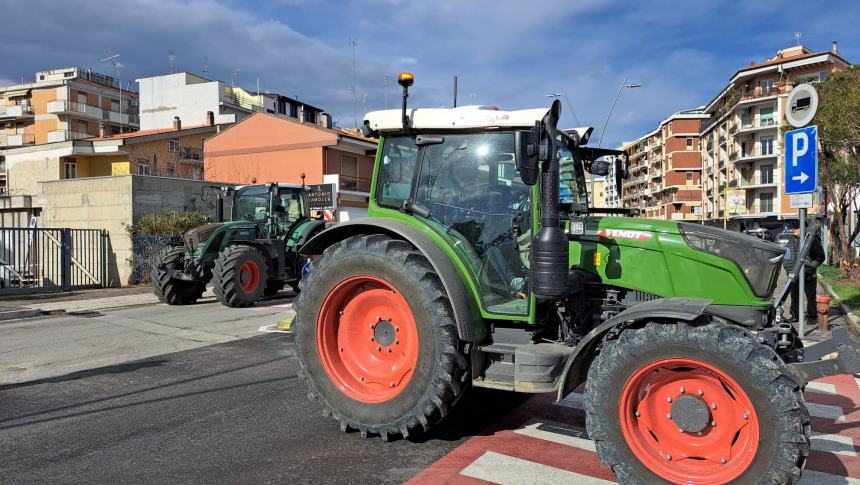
[{"left": 784, "top": 125, "right": 817, "bottom": 194}]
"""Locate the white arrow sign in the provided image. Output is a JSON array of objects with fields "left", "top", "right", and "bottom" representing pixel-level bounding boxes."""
[{"left": 792, "top": 172, "right": 809, "bottom": 184}]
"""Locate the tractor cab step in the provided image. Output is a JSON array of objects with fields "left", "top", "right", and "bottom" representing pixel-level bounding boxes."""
[{"left": 472, "top": 341, "right": 573, "bottom": 393}]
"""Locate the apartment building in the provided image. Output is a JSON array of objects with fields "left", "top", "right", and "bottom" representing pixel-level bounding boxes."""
[
  {"left": 0, "top": 67, "right": 139, "bottom": 149},
  {"left": 603, "top": 153, "right": 622, "bottom": 208},
  {"left": 622, "top": 109, "right": 708, "bottom": 220},
  {"left": 701, "top": 43, "right": 850, "bottom": 230},
  {"left": 136, "top": 72, "right": 325, "bottom": 130}
]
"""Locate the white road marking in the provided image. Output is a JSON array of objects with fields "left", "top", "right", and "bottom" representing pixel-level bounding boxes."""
[
  {"left": 460, "top": 451, "right": 615, "bottom": 485},
  {"left": 257, "top": 324, "right": 292, "bottom": 334},
  {"left": 811, "top": 431, "right": 857, "bottom": 457},
  {"left": 514, "top": 418, "right": 595, "bottom": 452},
  {"left": 807, "top": 382, "right": 839, "bottom": 395},
  {"left": 800, "top": 469, "right": 860, "bottom": 485},
  {"left": 808, "top": 402, "right": 847, "bottom": 422}
]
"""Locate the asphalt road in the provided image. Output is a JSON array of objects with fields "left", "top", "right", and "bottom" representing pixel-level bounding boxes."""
[{"left": 0, "top": 332, "right": 527, "bottom": 484}]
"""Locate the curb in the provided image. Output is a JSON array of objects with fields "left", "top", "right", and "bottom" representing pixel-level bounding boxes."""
[
  {"left": 0, "top": 309, "right": 43, "bottom": 322},
  {"left": 818, "top": 277, "right": 860, "bottom": 327}
]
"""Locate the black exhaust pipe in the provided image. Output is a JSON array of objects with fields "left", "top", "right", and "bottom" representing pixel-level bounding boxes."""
[
  {"left": 215, "top": 187, "right": 225, "bottom": 223},
  {"left": 531, "top": 100, "right": 569, "bottom": 299}
]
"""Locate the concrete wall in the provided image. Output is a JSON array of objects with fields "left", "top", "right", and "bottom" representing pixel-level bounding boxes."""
[
  {"left": 37, "top": 175, "right": 222, "bottom": 286},
  {"left": 138, "top": 73, "right": 242, "bottom": 130},
  {"left": 4, "top": 143, "right": 72, "bottom": 195}
]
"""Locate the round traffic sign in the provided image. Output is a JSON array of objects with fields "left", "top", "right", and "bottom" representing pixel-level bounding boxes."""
[{"left": 785, "top": 83, "right": 819, "bottom": 128}]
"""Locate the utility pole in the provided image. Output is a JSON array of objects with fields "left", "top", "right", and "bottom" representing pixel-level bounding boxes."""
[
  {"left": 453, "top": 75, "right": 458, "bottom": 108},
  {"left": 545, "top": 92, "right": 581, "bottom": 126},
  {"left": 100, "top": 51, "right": 123, "bottom": 133},
  {"left": 597, "top": 75, "right": 641, "bottom": 202},
  {"left": 349, "top": 38, "right": 358, "bottom": 128}
]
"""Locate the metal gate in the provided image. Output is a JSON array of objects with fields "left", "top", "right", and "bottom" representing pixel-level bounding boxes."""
[{"left": 0, "top": 228, "right": 108, "bottom": 295}]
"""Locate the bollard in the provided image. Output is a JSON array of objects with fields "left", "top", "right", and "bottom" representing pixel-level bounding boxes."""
[{"left": 816, "top": 295, "right": 832, "bottom": 333}]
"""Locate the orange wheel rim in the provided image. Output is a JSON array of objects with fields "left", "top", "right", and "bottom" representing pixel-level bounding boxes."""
[
  {"left": 239, "top": 260, "right": 260, "bottom": 292},
  {"left": 316, "top": 275, "right": 419, "bottom": 403},
  {"left": 618, "top": 357, "right": 760, "bottom": 484}
]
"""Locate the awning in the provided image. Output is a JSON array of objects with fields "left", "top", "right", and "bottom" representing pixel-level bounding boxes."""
[{"left": 3, "top": 89, "right": 30, "bottom": 98}]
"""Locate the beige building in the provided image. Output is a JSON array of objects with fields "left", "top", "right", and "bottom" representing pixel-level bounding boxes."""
[
  {"left": 3, "top": 118, "right": 227, "bottom": 197},
  {"left": 622, "top": 109, "right": 707, "bottom": 221},
  {"left": 701, "top": 44, "right": 850, "bottom": 230}
]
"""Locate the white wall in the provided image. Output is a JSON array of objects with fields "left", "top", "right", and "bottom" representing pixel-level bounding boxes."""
[{"left": 138, "top": 73, "right": 242, "bottom": 130}]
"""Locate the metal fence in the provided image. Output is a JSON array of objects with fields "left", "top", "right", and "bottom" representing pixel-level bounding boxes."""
[
  {"left": 0, "top": 228, "right": 108, "bottom": 295},
  {"left": 130, "top": 236, "right": 182, "bottom": 285}
]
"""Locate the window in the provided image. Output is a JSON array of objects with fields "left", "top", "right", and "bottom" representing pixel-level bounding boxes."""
[
  {"left": 759, "top": 193, "right": 774, "bottom": 212},
  {"left": 686, "top": 138, "right": 693, "bottom": 150},
  {"left": 110, "top": 99, "right": 120, "bottom": 112},
  {"left": 340, "top": 154, "right": 360, "bottom": 191},
  {"left": 686, "top": 172, "right": 693, "bottom": 182},
  {"left": 64, "top": 71, "right": 73, "bottom": 78},
  {"left": 168, "top": 140, "right": 180, "bottom": 152},
  {"left": 759, "top": 106, "right": 774, "bottom": 126},
  {"left": 668, "top": 122, "right": 673, "bottom": 134},
  {"left": 760, "top": 164, "right": 774, "bottom": 184},
  {"left": 77, "top": 92, "right": 87, "bottom": 104},
  {"left": 760, "top": 137, "right": 774, "bottom": 155},
  {"left": 289, "top": 103, "right": 298, "bottom": 118},
  {"left": 166, "top": 163, "right": 176, "bottom": 177},
  {"left": 78, "top": 121, "right": 88, "bottom": 135},
  {"left": 819, "top": 70, "right": 828, "bottom": 81},
  {"left": 138, "top": 163, "right": 151, "bottom": 175},
  {"left": 760, "top": 79, "right": 774, "bottom": 94},
  {"left": 376, "top": 136, "right": 419, "bottom": 208},
  {"left": 63, "top": 161, "right": 77, "bottom": 179},
  {"left": 303, "top": 110, "right": 315, "bottom": 123}
]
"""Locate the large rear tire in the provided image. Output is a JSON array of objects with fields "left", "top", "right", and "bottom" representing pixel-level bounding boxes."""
[
  {"left": 212, "top": 245, "right": 267, "bottom": 307},
  {"left": 584, "top": 321, "right": 810, "bottom": 484},
  {"left": 294, "top": 234, "right": 468, "bottom": 440},
  {"left": 152, "top": 248, "right": 205, "bottom": 305}
]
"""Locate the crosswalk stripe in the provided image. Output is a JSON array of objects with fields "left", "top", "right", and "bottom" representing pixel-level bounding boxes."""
[
  {"left": 811, "top": 431, "right": 857, "bottom": 457},
  {"left": 514, "top": 418, "right": 595, "bottom": 452},
  {"left": 807, "top": 381, "right": 839, "bottom": 395},
  {"left": 808, "top": 402, "right": 847, "bottom": 422},
  {"left": 460, "top": 451, "right": 615, "bottom": 485},
  {"left": 800, "top": 469, "right": 860, "bottom": 485}
]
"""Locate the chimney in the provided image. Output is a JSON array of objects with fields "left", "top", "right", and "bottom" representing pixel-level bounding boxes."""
[
  {"left": 173, "top": 116, "right": 181, "bottom": 131},
  {"left": 206, "top": 111, "right": 214, "bottom": 126},
  {"left": 832, "top": 41, "right": 839, "bottom": 54},
  {"left": 98, "top": 123, "right": 106, "bottom": 138},
  {"left": 321, "top": 113, "right": 332, "bottom": 129}
]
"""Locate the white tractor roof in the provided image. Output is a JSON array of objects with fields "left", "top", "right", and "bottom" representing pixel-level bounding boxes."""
[{"left": 364, "top": 105, "right": 551, "bottom": 132}]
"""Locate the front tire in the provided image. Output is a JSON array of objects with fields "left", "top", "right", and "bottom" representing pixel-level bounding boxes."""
[
  {"left": 212, "top": 245, "right": 267, "bottom": 307},
  {"left": 152, "top": 247, "right": 205, "bottom": 305},
  {"left": 584, "top": 321, "right": 810, "bottom": 484},
  {"left": 294, "top": 235, "right": 468, "bottom": 440}
]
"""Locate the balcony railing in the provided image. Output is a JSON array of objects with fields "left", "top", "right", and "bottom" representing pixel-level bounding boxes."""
[
  {"left": 47, "top": 100, "right": 103, "bottom": 119},
  {"left": 735, "top": 175, "right": 778, "bottom": 187},
  {"left": 735, "top": 150, "right": 776, "bottom": 162},
  {"left": 0, "top": 133, "right": 36, "bottom": 147},
  {"left": 47, "top": 130, "right": 93, "bottom": 143},
  {"left": 108, "top": 110, "right": 141, "bottom": 126},
  {"left": 741, "top": 86, "right": 782, "bottom": 101},
  {"left": 179, "top": 146, "right": 203, "bottom": 161},
  {"left": 0, "top": 104, "right": 33, "bottom": 118},
  {"left": 338, "top": 175, "right": 372, "bottom": 193}
]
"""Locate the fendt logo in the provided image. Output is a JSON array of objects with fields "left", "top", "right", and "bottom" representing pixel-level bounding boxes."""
[{"left": 598, "top": 229, "right": 653, "bottom": 241}]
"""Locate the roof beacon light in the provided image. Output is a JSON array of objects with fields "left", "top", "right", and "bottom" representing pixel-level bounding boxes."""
[
  {"left": 398, "top": 72, "right": 414, "bottom": 129},
  {"left": 397, "top": 72, "right": 414, "bottom": 87}
]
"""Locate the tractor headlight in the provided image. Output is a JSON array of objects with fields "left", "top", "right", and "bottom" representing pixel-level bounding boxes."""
[{"left": 679, "top": 223, "right": 785, "bottom": 298}]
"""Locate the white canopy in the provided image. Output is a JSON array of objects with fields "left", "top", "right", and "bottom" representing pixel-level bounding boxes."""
[{"left": 364, "top": 105, "right": 551, "bottom": 132}]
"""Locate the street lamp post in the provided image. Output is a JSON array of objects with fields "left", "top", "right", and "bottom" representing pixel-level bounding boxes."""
[
  {"left": 595, "top": 75, "right": 641, "bottom": 199},
  {"left": 545, "top": 92, "right": 581, "bottom": 127}
]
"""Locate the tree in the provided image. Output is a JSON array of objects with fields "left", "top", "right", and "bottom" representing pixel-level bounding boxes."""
[{"left": 814, "top": 66, "right": 860, "bottom": 273}]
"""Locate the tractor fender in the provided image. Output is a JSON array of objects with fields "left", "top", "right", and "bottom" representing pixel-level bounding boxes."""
[
  {"left": 300, "top": 218, "right": 486, "bottom": 342},
  {"left": 556, "top": 297, "right": 711, "bottom": 400},
  {"left": 293, "top": 219, "right": 327, "bottom": 247}
]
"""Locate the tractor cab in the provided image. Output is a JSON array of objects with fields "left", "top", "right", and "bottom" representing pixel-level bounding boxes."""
[{"left": 229, "top": 183, "right": 308, "bottom": 238}]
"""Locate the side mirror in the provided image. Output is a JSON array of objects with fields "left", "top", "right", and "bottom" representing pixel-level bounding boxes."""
[
  {"left": 590, "top": 160, "right": 611, "bottom": 176},
  {"left": 614, "top": 157, "right": 624, "bottom": 197},
  {"left": 515, "top": 130, "right": 538, "bottom": 185}
]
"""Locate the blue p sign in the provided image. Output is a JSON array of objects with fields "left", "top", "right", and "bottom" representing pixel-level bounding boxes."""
[{"left": 784, "top": 125, "right": 817, "bottom": 195}]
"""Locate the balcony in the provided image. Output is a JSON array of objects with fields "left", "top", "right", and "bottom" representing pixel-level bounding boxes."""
[
  {"left": 46, "top": 100, "right": 104, "bottom": 119},
  {"left": 735, "top": 174, "right": 778, "bottom": 188},
  {"left": 0, "top": 104, "right": 34, "bottom": 120},
  {"left": 0, "top": 133, "right": 36, "bottom": 147},
  {"left": 108, "top": 110, "right": 140, "bottom": 126},
  {"left": 47, "top": 130, "right": 93, "bottom": 143},
  {"left": 736, "top": 118, "right": 777, "bottom": 134},
  {"left": 740, "top": 85, "right": 783, "bottom": 102},
  {"left": 735, "top": 150, "right": 777, "bottom": 163},
  {"left": 179, "top": 146, "right": 203, "bottom": 162}
]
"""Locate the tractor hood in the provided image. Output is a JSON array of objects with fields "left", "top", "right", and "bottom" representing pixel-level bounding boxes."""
[{"left": 184, "top": 223, "right": 225, "bottom": 252}]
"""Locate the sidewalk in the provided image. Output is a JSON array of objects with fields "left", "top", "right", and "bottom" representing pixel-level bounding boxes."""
[{"left": 0, "top": 286, "right": 162, "bottom": 321}]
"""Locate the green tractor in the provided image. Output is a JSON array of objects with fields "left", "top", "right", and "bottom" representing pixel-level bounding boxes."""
[
  {"left": 153, "top": 182, "right": 325, "bottom": 307},
  {"left": 292, "top": 73, "right": 860, "bottom": 484}
]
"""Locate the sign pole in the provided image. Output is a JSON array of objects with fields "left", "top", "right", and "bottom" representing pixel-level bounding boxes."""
[{"left": 798, "top": 208, "right": 806, "bottom": 336}]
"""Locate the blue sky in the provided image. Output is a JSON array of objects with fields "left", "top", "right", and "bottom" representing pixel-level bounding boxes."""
[{"left": 1, "top": 0, "right": 857, "bottom": 148}]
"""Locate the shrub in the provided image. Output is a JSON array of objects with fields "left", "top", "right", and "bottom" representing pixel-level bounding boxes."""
[{"left": 125, "top": 210, "right": 213, "bottom": 237}]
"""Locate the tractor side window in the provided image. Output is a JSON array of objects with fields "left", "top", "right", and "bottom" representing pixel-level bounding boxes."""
[
  {"left": 277, "top": 189, "right": 304, "bottom": 224},
  {"left": 233, "top": 185, "right": 270, "bottom": 222},
  {"left": 377, "top": 136, "right": 418, "bottom": 208}
]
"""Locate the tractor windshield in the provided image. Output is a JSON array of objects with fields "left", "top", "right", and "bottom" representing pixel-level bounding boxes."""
[
  {"left": 377, "top": 133, "right": 532, "bottom": 316},
  {"left": 232, "top": 185, "right": 270, "bottom": 222},
  {"left": 273, "top": 188, "right": 306, "bottom": 225}
]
